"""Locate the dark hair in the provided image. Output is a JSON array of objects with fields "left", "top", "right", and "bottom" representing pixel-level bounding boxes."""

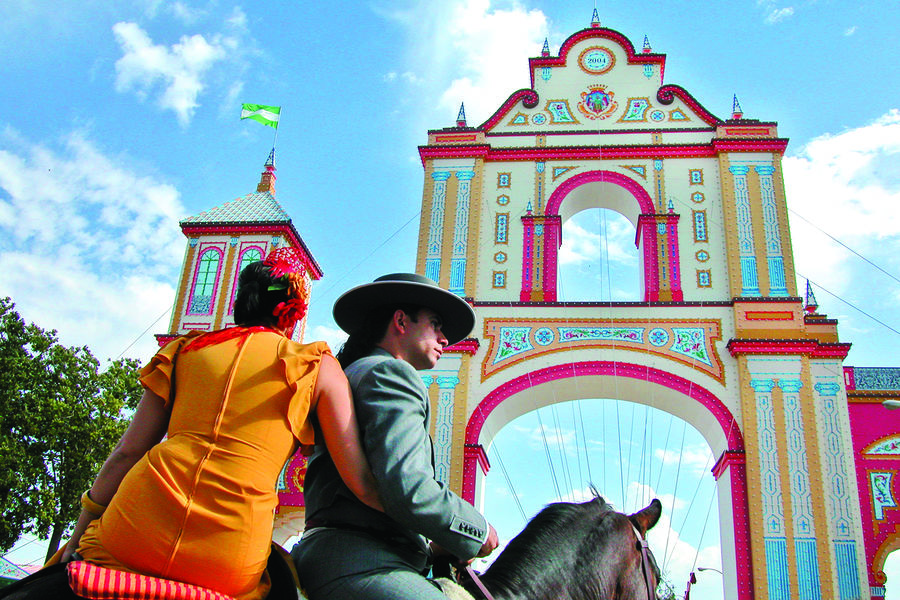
[
  {"left": 233, "top": 261, "right": 290, "bottom": 327},
  {"left": 336, "top": 303, "right": 421, "bottom": 368}
]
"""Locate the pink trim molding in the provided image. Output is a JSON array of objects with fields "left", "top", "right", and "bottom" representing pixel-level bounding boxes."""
[
  {"left": 417, "top": 140, "right": 790, "bottom": 165},
  {"left": 656, "top": 85, "right": 722, "bottom": 127},
  {"left": 727, "top": 339, "right": 851, "bottom": 359},
  {"left": 446, "top": 338, "right": 480, "bottom": 355},
  {"left": 181, "top": 223, "right": 323, "bottom": 278}
]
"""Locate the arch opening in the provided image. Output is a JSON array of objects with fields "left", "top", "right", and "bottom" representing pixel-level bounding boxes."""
[
  {"left": 478, "top": 398, "right": 726, "bottom": 600},
  {"left": 532, "top": 170, "right": 680, "bottom": 303},
  {"left": 558, "top": 207, "right": 642, "bottom": 302}
]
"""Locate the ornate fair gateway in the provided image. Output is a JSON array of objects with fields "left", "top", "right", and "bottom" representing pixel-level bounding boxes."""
[
  {"left": 410, "top": 14, "right": 899, "bottom": 600},
  {"left": 160, "top": 13, "right": 899, "bottom": 600}
]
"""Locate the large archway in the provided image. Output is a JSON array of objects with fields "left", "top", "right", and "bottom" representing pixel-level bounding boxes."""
[
  {"left": 462, "top": 361, "right": 750, "bottom": 599},
  {"left": 477, "top": 397, "right": 727, "bottom": 598}
]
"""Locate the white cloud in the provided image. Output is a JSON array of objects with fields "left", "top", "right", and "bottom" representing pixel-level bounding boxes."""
[
  {"left": 559, "top": 211, "right": 638, "bottom": 267},
  {"left": 0, "top": 128, "right": 185, "bottom": 362},
  {"left": 757, "top": 1, "right": 795, "bottom": 25},
  {"left": 784, "top": 109, "right": 900, "bottom": 299},
  {"left": 765, "top": 7, "right": 795, "bottom": 24},
  {"left": 844, "top": 25, "right": 858, "bottom": 36},
  {"left": 169, "top": 1, "right": 205, "bottom": 25},
  {"left": 384, "top": 71, "right": 422, "bottom": 85},
  {"left": 112, "top": 21, "right": 229, "bottom": 125},
  {"left": 383, "top": 0, "right": 550, "bottom": 126},
  {"left": 512, "top": 421, "right": 577, "bottom": 453},
  {"left": 226, "top": 6, "right": 248, "bottom": 30},
  {"left": 308, "top": 324, "right": 348, "bottom": 354},
  {"left": 654, "top": 445, "right": 714, "bottom": 477}
]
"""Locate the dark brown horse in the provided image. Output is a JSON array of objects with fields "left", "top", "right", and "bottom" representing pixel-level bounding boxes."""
[{"left": 452, "top": 495, "right": 662, "bottom": 600}]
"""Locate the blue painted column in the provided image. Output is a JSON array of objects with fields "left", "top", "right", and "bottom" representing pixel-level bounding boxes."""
[
  {"left": 751, "top": 377, "right": 790, "bottom": 600},
  {"left": 426, "top": 171, "right": 451, "bottom": 282},
  {"left": 730, "top": 165, "right": 760, "bottom": 296},
  {"left": 449, "top": 171, "right": 474, "bottom": 296},
  {"left": 434, "top": 376, "right": 460, "bottom": 485},
  {"left": 814, "top": 380, "right": 865, "bottom": 600},
  {"left": 779, "top": 378, "right": 821, "bottom": 600},
  {"left": 756, "top": 165, "right": 788, "bottom": 296}
]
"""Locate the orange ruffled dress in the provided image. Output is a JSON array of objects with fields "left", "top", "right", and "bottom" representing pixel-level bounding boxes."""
[{"left": 77, "top": 329, "right": 329, "bottom": 600}]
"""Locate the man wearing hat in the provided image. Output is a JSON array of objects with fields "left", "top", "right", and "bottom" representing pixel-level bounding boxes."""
[{"left": 292, "top": 273, "right": 498, "bottom": 599}]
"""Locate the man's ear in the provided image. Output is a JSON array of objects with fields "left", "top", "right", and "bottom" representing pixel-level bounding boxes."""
[{"left": 391, "top": 309, "right": 407, "bottom": 334}]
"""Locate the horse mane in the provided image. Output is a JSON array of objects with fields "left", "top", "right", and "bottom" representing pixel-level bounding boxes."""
[{"left": 477, "top": 493, "right": 620, "bottom": 598}]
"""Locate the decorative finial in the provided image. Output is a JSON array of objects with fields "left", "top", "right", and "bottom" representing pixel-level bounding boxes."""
[
  {"left": 456, "top": 103, "right": 467, "bottom": 128},
  {"left": 732, "top": 94, "right": 744, "bottom": 120},
  {"left": 666, "top": 198, "right": 675, "bottom": 213},
  {"left": 642, "top": 35, "right": 652, "bottom": 53},
  {"left": 541, "top": 38, "right": 550, "bottom": 57},
  {"left": 804, "top": 280, "right": 818, "bottom": 314},
  {"left": 257, "top": 148, "right": 277, "bottom": 194},
  {"left": 591, "top": 8, "right": 601, "bottom": 28},
  {"left": 526, "top": 200, "right": 533, "bottom": 215}
]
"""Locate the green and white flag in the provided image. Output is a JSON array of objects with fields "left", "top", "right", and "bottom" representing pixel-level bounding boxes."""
[{"left": 240, "top": 104, "right": 281, "bottom": 129}]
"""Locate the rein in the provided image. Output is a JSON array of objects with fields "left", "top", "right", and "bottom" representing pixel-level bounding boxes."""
[
  {"left": 631, "top": 522, "right": 657, "bottom": 600},
  {"left": 464, "top": 565, "right": 496, "bottom": 600}
]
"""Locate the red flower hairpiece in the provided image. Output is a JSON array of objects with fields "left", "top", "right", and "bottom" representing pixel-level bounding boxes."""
[
  {"left": 263, "top": 247, "right": 311, "bottom": 331},
  {"left": 263, "top": 247, "right": 306, "bottom": 278}
]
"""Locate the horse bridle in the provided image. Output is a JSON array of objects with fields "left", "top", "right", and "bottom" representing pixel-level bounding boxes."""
[
  {"left": 630, "top": 522, "right": 658, "bottom": 600},
  {"left": 464, "top": 564, "right": 496, "bottom": 600}
]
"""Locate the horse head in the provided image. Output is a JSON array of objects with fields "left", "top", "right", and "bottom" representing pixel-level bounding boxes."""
[{"left": 461, "top": 494, "right": 662, "bottom": 600}]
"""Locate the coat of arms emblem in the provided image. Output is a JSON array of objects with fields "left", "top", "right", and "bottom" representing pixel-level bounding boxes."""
[{"left": 578, "top": 85, "right": 618, "bottom": 120}]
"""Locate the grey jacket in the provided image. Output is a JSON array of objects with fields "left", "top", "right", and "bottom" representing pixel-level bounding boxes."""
[{"left": 302, "top": 348, "right": 488, "bottom": 559}]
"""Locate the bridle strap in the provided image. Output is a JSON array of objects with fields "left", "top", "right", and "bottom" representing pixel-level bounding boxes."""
[
  {"left": 631, "top": 523, "right": 656, "bottom": 600},
  {"left": 465, "top": 565, "right": 496, "bottom": 600}
]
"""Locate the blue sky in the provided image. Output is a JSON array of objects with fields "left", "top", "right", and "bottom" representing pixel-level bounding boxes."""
[{"left": 1, "top": 1, "right": 899, "bottom": 597}]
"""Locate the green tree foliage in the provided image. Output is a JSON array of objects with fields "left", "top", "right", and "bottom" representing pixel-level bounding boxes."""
[{"left": 0, "top": 297, "right": 143, "bottom": 561}]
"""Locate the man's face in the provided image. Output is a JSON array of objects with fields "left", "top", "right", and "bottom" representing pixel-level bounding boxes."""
[{"left": 398, "top": 307, "right": 448, "bottom": 370}]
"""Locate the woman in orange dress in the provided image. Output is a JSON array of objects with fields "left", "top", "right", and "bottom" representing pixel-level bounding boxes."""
[{"left": 58, "top": 248, "right": 382, "bottom": 600}]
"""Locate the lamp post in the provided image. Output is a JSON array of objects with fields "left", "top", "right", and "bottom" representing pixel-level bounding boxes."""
[{"left": 883, "top": 400, "right": 900, "bottom": 410}]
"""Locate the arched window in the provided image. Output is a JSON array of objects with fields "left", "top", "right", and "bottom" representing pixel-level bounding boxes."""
[
  {"left": 229, "top": 246, "right": 264, "bottom": 314},
  {"left": 188, "top": 248, "right": 221, "bottom": 314},
  {"left": 239, "top": 247, "right": 263, "bottom": 273}
]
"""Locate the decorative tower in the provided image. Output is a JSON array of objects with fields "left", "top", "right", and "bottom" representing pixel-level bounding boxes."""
[{"left": 157, "top": 151, "right": 323, "bottom": 346}]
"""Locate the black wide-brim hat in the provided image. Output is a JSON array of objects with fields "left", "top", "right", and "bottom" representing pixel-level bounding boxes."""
[{"left": 333, "top": 273, "right": 475, "bottom": 346}]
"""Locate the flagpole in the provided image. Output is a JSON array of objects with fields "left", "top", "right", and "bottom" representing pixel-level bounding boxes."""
[{"left": 272, "top": 107, "right": 281, "bottom": 151}]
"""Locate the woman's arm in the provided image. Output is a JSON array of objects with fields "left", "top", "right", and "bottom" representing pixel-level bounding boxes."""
[
  {"left": 61, "top": 388, "right": 170, "bottom": 561},
  {"left": 313, "top": 353, "right": 384, "bottom": 512}
]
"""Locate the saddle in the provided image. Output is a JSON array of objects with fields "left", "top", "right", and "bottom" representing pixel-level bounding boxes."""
[{"left": 0, "top": 544, "right": 299, "bottom": 600}]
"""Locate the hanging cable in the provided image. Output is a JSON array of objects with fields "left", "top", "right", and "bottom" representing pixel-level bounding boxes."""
[
  {"left": 661, "top": 419, "right": 688, "bottom": 571},
  {"left": 690, "top": 479, "right": 721, "bottom": 573},
  {"left": 790, "top": 209, "right": 900, "bottom": 286},
  {"left": 537, "top": 399, "right": 562, "bottom": 499},
  {"left": 485, "top": 424, "right": 528, "bottom": 523},
  {"left": 551, "top": 404, "right": 575, "bottom": 499},
  {"left": 571, "top": 401, "right": 585, "bottom": 498}
]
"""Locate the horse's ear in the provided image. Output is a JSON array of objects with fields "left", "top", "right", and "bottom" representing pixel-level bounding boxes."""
[{"left": 629, "top": 498, "right": 662, "bottom": 534}]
